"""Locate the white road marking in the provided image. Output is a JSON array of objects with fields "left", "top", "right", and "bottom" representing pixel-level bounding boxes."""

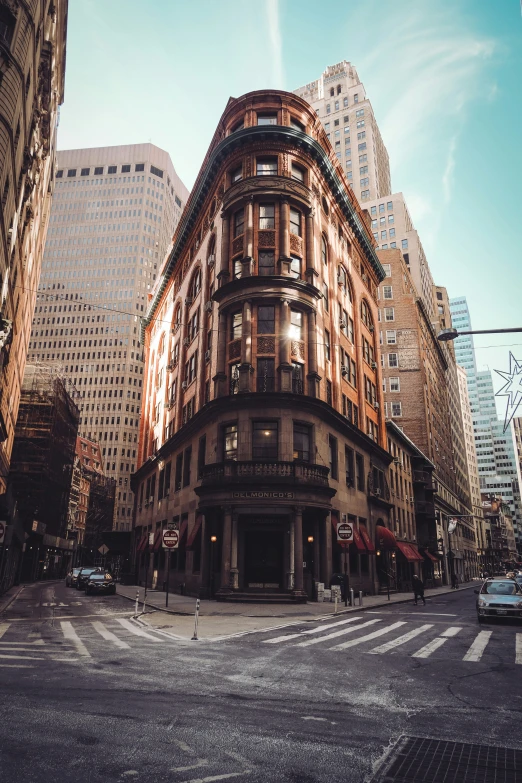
[
  {"left": 330, "top": 621, "right": 407, "bottom": 650},
  {"left": 366, "top": 611, "right": 457, "bottom": 617},
  {"left": 369, "top": 624, "right": 434, "bottom": 654},
  {"left": 172, "top": 739, "right": 196, "bottom": 754},
  {"left": 60, "top": 621, "right": 91, "bottom": 657},
  {"left": 0, "top": 623, "right": 10, "bottom": 639},
  {"left": 0, "top": 647, "right": 55, "bottom": 653},
  {"left": 0, "top": 653, "right": 46, "bottom": 660},
  {"left": 516, "top": 635, "right": 522, "bottom": 665},
  {"left": 263, "top": 616, "right": 363, "bottom": 644},
  {"left": 301, "top": 716, "right": 327, "bottom": 722},
  {"left": 8, "top": 611, "right": 134, "bottom": 622},
  {"left": 0, "top": 663, "right": 34, "bottom": 668},
  {"left": 294, "top": 619, "right": 381, "bottom": 648},
  {"left": 0, "top": 640, "right": 45, "bottom": 646},
  {"left": 412, "top": 626, "right": 462, "bottom": 658},
  {"left": 92, "top": 621, "right": 130, "bottom": 649},
  {"left": 463, "top": 631, "right": 492, "bottom": 662},
  {"left": 170, "top": 761, "right": 209, "bottom": 773},
  {"left": 178, "top": 773, "right": 251, "bottom": 783},
  {"left": 116, "top": 618, "right": 162, "bottom": 641}
]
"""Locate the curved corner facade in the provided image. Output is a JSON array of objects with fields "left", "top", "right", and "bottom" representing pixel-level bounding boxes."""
[{"left": 132, "top": 90, "right": 393, "bottom": 600}]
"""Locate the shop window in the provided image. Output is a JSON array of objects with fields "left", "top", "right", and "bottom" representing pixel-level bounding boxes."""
[
  {"left": 252, "top": 421, "right": 278, "bottom": 460},
  {"left": 293, "top": 422, "right": 311, "bottom": 461}
]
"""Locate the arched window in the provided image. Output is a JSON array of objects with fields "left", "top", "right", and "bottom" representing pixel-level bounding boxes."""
[
  {"left": 190, "top": 268, "right": 202, "bottom": 299},
  {"left": 207, "top": 234, "right": 216, "bottom": 265},
  {"left": 173, "top": 304, "right": 181, "bottom": 333},
  {"left": 337, "top": 265, "right": 347, "bottom": 292},
  {"left": 321, "top": 235, "right": 328, "bottom": 266},
  {"left": 158, "top": 332, "right": 166, "bottom": 357},
  {"left": 361, "top": 299, "right": 373, "bottom": 330}
]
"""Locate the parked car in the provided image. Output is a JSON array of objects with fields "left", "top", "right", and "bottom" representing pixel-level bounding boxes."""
[
  {"left": 85, "top": 572, "right": 116, "bottom": 596},
  {"left": 476, "top": 578, "right": 522, "bottom": 623},
  {"left": 65, "top": 567, "right": 82, "bottom": 588},
  {"left": 76, "top": 567, "right": 102, "bottom": 590}
]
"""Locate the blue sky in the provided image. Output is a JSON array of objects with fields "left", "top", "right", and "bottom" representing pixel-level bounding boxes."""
[{"left": 59, "top": 0, "right": 522, "bottom": 409}]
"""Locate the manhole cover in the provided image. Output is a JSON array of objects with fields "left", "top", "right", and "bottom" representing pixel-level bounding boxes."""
[{"left": 369, "top": 736, "right": 522, "bottom": 783}]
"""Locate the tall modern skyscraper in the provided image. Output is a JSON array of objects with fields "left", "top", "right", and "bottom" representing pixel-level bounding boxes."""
[
  {"left": 450, "top": 296, "right": 521, "bottom": 551},
  {"left": 28, "top": 144, "right": 189, "bottom": 530}
]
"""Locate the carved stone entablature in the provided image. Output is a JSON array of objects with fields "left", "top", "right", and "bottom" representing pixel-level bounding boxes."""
[
  {"left": 291, "top": 340, "right": 305, "bottom": 362},
  {"left": 257, "top": 336, "right": 275, "bottom": 354},
  {"left": 223, "top": 175, "right": 311, "bottom": 211},
  {"left": 289, "top": 233, "right": 302, "bottom": 255},
  {"left": 232, "top": 235, "right": 244, "bottom": 256},
  {"left": 258, "top": 230, "right": 275, "bottom": 248}
]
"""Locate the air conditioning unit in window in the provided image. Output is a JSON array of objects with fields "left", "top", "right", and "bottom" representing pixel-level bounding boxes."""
[
  {"left": 166, "top": 400, "right": 174, "bottom": 410},
  {"left": 205, "top": 350, "right": 211, "bottom": 362},
  {"left": 341, "top": 365, "right": 349, "bottom": 377},
  {"left": 204, "top": 301, "right": 212, "bottom": 312},
  {"left": 362, "top": 273, "right": 368, "bottom": 282},
  {"left": 339, "top": 319, "right": 347, "bottom": 329},
  {"left": 167, "top": 362, "right": 175, "bottom": 371},
  {"left": 374, "top": 402, "right": 380, "bottom": 410},
  {"left": 181, "top": 381, "right": 188, "bottom": 390},
  {"left": 185, "top": 297, "right": 193, "bottom": 306},
  {"left": 393, "top": 457, "right": 400, "bottom": 464},
  {"left": 207, "top": 254, "right": 215, "bottom": 268},
  {"left": 369, "top": 324, "right": 374, "bottom": 333},
  {"left": 183, "top": 337, "right": 190, "bottom": 346},
  {"left": 371, "top": 361, "right": 377, "bottom": 370}
]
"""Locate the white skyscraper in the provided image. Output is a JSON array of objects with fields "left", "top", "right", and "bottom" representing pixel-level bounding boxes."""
[{"left": 28, "top": 144, "right": 189, "bottom": 530}]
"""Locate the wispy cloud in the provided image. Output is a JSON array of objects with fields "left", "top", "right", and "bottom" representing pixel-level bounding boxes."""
[
  {"left": 442, "top": 134, "right": 458, "bottom": 203},
  {"left": 266, "top": 0, "right": 284, "bottom": 87}
]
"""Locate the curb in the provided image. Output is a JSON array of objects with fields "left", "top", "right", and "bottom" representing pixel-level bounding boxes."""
[
  {"left": 116, "top": 588, "right": 193, "bottom": 616},
  {"left": 0, "top": 584, "right": 25, "bottom": 615}
]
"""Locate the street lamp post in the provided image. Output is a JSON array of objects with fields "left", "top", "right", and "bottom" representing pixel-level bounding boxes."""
[{"left": 437, "top": 327, "right": 522, "bottom": 343}]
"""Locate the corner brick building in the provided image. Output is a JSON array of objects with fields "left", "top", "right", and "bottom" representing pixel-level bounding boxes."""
[{"left": 132, "top": 89, "right": 394, "bottom": 600}]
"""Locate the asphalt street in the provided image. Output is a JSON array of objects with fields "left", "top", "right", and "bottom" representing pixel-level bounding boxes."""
[{"left": 1, "top": 581, "right": 522, "bottom": 783}]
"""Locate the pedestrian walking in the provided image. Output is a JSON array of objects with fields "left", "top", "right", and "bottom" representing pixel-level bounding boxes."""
[
  {"left": 412, "top": 574, "right": 426, "bottom": 606},
  {"left": 451, "top": 572, "right": 459, "bottom": 589}
]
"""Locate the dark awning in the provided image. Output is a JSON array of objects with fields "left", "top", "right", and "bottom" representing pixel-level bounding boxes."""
[
  {"left": 423, "top": 550, "right": 439, "bottom": 563},
  {"left": 396, "top": 541, "right": 424, "bottom": 562},
  {"left": 136, "top": 534, "right": 147, "bottom": 552},
  {"left": 359, "top": 523, "right": 375, "bottom": 553},
  {"left": 351, "top": 524, "right": 366, "bottom": 553},
  {"left": 375, "top": 524, "right": 397, "bottom": 551}
]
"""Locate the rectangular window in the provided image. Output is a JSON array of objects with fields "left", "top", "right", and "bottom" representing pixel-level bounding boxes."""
[
  {"left": 380, "top": 231, "right": 387, "bottom": 240},
  {"left": 361, "top": 177, "right": 370, "bottom": 187},
  {"left": 150, "top": 165, "right": 164, "bottom": 178},
  {"left": 258, "top": 250, "right": 275, "bottom": 275},
  {"left": 290, "top": 207, "right": 302, "bottom": 236},
  {"left": 323, "top": 283, "right": 329, "bottom": 311},
  {"left": 290, "top": 310, "right": 303, "bottom": 340},
  {"left": 257, "top": 305, "right": 275, "bottom": 334},
  {"left": 391, "top": 401, "right": 402, "bottom": 417},
  {"left": 291, "top": 164, "right": 305, "bottom": 182},
  {"left": 231, "top": 165, "right": 242, "bottom": 183},
  {"left": 231, "top": 312, "right": 242, "bottom": 340},
  {"left": 108, "top": 165, "right": 117, "bottom": 174},
  {"left": 135, "top": 163, "right": 145, "bottom": 172},
  {"left": 388, "top": 353, "right": 398, "bottom": 368},
  {"left": 234, "top": 209, "right": 244, "bottom": 237},
  {"left": 384, "top": 307, "right": 394, "bottom": 322},
  {"left": 259, "top": 203, "right": 275, "bottom": 229},
  {"left": 356, "top": 453, "right": 364, "bottom": 491},
  {"left": 325, "top": 329, "right": 331, "bottom": 361},
  {"left": 257, "top": 158, "right": 277, "bottom": 176},
  {"left": 293, "top": 423, "right": 311, "bottom": 461},
  {"left": 389, "top": 228, "right": 395, "bottom": 238},
  {"left": 361, "top": 190, "right": 370, "bottom": 199},
  {"left": 290, "top": 255, "right": 301, "bottom": 279},
  {"left": 175, "top": 453, "right": 183, "bottom": 491},
  {"left": 122, "top": 164, "right": 131, "bottom": 173},
  {"left": 67, "top": 169, "right": 77, "bottom": 178},
  {"left": 345, "top": 446, "right": 355, "bottom": 486},
  {"left": 356, "top": 109, "right": 364, "bottom": 117},
  {"left": 328, "top": 435, "right": 338, "bottom": 480},
  {"left": 388, "top": 214, "right": 394, "bottom": 224},
  {"left": 383, "top": 285, "right": 393, "bottom": 299},
  {"left": 387, "top": 201, "right": 393, "bottom": 210},
  {"left": 370, "top": 206, "right": 376, "bottom": 215},
  {"left": 382, "top": 264, "right": 391, "bottom": 277},
  {"left": 348, "top": 317, "right": 354, "bottom": 344},
  {"left": 360, "top": 166, "right": 368, "bottom": 175},
  {"left": 224, "top": 424, "right": 238, "bottom": 461},
  {"left": 386, "top": 330, "right": 397, "bottom": 345},
  {"left": 402, "top": 239, "right": 408, "bottom": 249},
  {"left": 390, "top": 377, "right": 400, "bottom": 392},
  {"left": 257, "top": 358, "right": 275, "bottom": 392},
  {"left": 80, "top": 168, "right": 90, "bottom": 176},
  {"left": 197, "top": 436, "right": 206, "bottom": 478},
  {"left": 257, "top": 114, "right": 277, "bottom": 125},
  {"left": 379, "top": 204, "right": 385, "bottom": 213},
  {"left": 252, "top": 421, "right": 278, "bottom": 460},
  {"left": 182, "top": 446, "right": 192, "bottom": 487}
]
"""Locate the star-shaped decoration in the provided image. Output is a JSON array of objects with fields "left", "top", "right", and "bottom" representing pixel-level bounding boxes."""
[{"left": 495, "top": 352, "right": 522, "bottom": 431}]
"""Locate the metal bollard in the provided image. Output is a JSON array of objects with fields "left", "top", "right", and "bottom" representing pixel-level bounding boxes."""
[
  {"left": 359, "top": 590, "right": 363, "bottom": 607},
  {"left": 191, "top": 598, "right": 200, "bottom": 641},
  {"left": 334, "top": 592, "right": 338, "bottom": 615},
  {"left": 134, "top": 590, "right": 139, "bottom": 617},
  {"left": 350, "top": 588, "right": 354, "bottom": 607}
]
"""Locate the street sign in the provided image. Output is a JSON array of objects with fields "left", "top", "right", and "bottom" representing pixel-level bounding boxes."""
[
  {"left": 336, "top": 521, "right": 354, "bottom": 543},
  {"left": 148, "top": 532, "right": 155, "bottom": 546},
  {"left": 0, "top": 521, "right": 6, "bottom": 545},
  {"left": 162, "top": 528, "right": 179, "bottom": 549},
  {"left": 98, "top": 544, "right": 109, "bottom": 555}
]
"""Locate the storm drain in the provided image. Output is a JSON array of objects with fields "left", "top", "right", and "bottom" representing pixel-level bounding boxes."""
[{"left": 370, "top": 735, "right": 522, "bottom": 783}]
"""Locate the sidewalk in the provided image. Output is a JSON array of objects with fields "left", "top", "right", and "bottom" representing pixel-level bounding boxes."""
[
  {"left": 117, "top": 582, "right": 477, "bottom": 641},
  {"left": 0, "top": 584, "right": 25, "bottom": 614}
]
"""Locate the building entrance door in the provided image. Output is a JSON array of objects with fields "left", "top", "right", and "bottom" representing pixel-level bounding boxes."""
[{"left": 244, "top": 530, "right": 284, "bottom": 590}]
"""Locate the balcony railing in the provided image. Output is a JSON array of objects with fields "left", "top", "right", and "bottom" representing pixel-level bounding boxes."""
[
  {"left": 415, "top": 500, "right": 435, "bottom": 516},
  {"left": 201, "top": 460, "right": 330, "bottom": 487},
  {"left": 413, "top": 471, "right": 436, "bottom": 490},
  {"left": 367, "top": 471, "right": 391, "bottom": 501}
]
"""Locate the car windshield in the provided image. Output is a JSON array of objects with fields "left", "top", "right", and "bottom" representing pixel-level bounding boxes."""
[
  {"left": 90, "top": 575, "right": 106, "bottom": 582},
  {"left": 481, "top": 581, "right": 520, "bottom": 595},
  {"left": 72, "top": 568, "right": 82, "bottom": 575}
]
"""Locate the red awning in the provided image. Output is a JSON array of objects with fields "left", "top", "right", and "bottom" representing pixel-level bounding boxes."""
[
  {"left": 375, "top": 525, "right": 397, "bottom": 551},
  {"left": 351, "top": 525, "right": 366, "bottom": 553},
  {"left": 359, "top": 523, "right": 375, "bottom": 553},
  {"left": 152, "top": 528, "right": 163, "bottom": 552},
  {"left": 186, "top": 515, "right": 202, "bottom": 549},
  {"left": 396, "top": 541, "right": 424, "bottom": 562},
  {"left": 136, "top": 534, "right": 147, "bottom": 552},
  {"left": 423, "top": 550, "right": 439, "bottom": 563}
]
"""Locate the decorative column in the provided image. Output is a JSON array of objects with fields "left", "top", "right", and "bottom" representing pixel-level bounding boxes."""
[
  {"left": 321, "top": 512, "right": 332, "bottom": 589},
  {"left": 279, "top": 198, "right": 291, "bottom": 274},
  {"left": 293, "top": 506, "right": 306, "bottom": 598},
  {"left": 306, "top": 309, "right": 321, "bottom": 397},
  {"left": 243, "top": 196, "right": 254, "bottom": 275},
  {"left": 279, "top": 298, "right": 292, "bottom": 392},
  {"left": 213, "top": 310, "right": 228, "bottom": 397},
  {"left": 239, "top": 299, "right": 254, "bottom": 392},
  {"left": 305, "top": 207, "right": 318, "bottom": 285},
  {"left": 230, "top": 513, "right": 239, "bottom": 590},
  {"left": 219, "top": 506, "right": 233, "bottom": 594},
  {"left": 218, "top": 212, "right": 230, "bottom": 286},
  {"left": 313, "top": 520, "right": 320, "bottom": 581},
  {"left": 287, "top": 517, "right": 295, "bottom": 590}
]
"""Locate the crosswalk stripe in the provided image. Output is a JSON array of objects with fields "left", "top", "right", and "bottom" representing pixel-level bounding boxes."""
[
  {"left": 294, "top": 619, "right": 381, "bottom": 648},
  {"left": 60, "top": 621, "right": 91, "bottom": 657},
  {"left": 116, "top": 618, "right": 162, "bottom": 641},
  {"left": 0, "top": 623, "right": 10, "bottom": 639},
  {"left": 0, "top": 653, "right": 45, "bottom": 660},
  {"left": 463, "top": 631, "right": 492, "bottom": 662},
  {"left": 369, "top": 624, "right": 434, "bottom": 654},
  {"left": 0, "top": 640, "right": 45, "bottom": 646},
  {"left": 263, "top": 617, "right": 363, "bottom": 644},
  {"left": 516, "top": 635, "right": 522, "bottom": 665},
  {"left": 412, "top": 626, "right": 462, "bottom": 658},
  {"left": 92, "top": 621, "right": 130, "bottom": 649},
  {"left": 330, "top": 621, "right": 406, "bottom": 650}
]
